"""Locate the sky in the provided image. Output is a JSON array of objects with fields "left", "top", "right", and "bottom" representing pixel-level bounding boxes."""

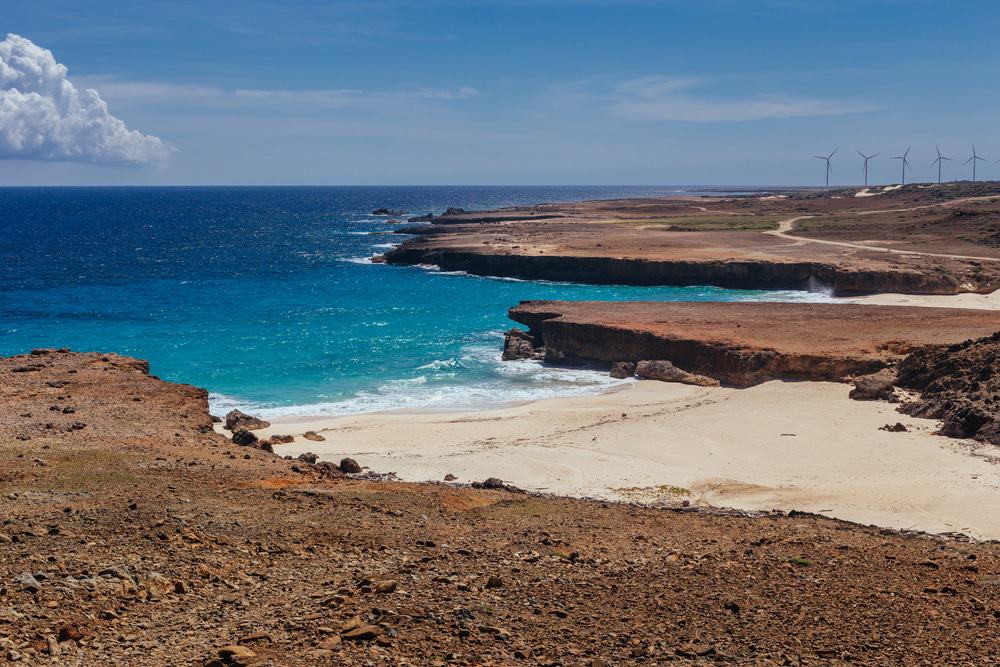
[{"left": 2, "top": 0, "right": 1000, "bottom": 186}]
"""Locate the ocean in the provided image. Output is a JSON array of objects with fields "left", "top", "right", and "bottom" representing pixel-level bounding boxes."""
[{"left": 0, "top": 186, "right": 828, "bottom": 417}]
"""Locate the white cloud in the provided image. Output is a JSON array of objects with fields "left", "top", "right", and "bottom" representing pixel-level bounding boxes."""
[
  {"left": 0, "top": 34, "right": 170, "bottom": 166},
  {"left": 612, "top": 75, "right": 878, "bottom": 122}
]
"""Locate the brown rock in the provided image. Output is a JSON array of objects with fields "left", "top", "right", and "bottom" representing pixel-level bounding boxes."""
[
  {"left": 375, "top": 579, "right": 398, "bottom": 594},
  {"left": 231, "top": 428, "right": 258, "bottom": 446},
  {"left": 636, "top": 360, "right": 720, "bottom": 387},
  {"left": 339, "top": 457, "right": 362, "bottom": 474},
  {"left": 224, "top": 409, "right": 271, "bottom": 432},
  {"left": 342, "top": 624, "right": 383, "bottom": 641},
  {"left": 502, "top": 328, "right": 538, "bottom": 361},
  {"left": 849, "top": 368, "right": 897, "bottom": 401},
  {"left": 609, "top": 361, "right": 636, "bottom": 379},
  {"left": 302, "top": 431, "right": 326, "bottom": 442}
]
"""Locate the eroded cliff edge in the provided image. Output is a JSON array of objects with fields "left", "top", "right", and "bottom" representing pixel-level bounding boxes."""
[
  {"left": 507, "top": 300, "right": 1000, "bottom": 387},
  {"left": 380, "top": 184, "right": 1000, "bottom": 295}
]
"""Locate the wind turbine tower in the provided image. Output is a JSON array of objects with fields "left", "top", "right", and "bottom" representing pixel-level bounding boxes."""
[
  {"left": 813, "top": 148, "right": 837, "bottom": 188},
  {"left": 966, "top": 144, "right": 987, "bottom": 182},
  {"left": 930, "top": 145, "right": 951, "bottom": 184},
  {"left": 857, "top": 151, "right": 878, "bottom": 188},
  {"left": 890, "top": 146, "right": 911, "bottom": 185}
]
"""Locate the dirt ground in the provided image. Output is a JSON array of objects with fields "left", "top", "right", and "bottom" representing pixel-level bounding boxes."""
[{"left": 3, "top": 350, "right": 1000, "bottom": 665}]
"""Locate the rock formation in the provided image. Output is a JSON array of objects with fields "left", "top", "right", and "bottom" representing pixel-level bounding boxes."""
[
  {"left": 224, "top": 409, "right": 270, "bottom": 432},
  {"left": 635, "top": 360, "right": 720, "bottom": 387}
]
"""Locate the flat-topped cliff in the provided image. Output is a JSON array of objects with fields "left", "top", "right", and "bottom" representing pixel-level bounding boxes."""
[
  {"left": 508, "top": 300, "right": 1000, "bottom": 386},
  {"left": 382, "top": 182, "right": 1000, "bottom": 295}
]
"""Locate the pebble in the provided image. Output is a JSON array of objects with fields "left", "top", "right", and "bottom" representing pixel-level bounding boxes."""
[{"left": 342, "top": 625, "right": 383, "bottom": 641}]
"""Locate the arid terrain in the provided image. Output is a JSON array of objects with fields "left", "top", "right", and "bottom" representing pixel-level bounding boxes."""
[
  {"left": 4, "top": 350, "right": 1000, "bottom": 665},
  {"left": 381, "top": 182, "right": 1000, "bottom": 296},
  {"left": 508, "top": 300, "right": 1000, "bottom": 386}
]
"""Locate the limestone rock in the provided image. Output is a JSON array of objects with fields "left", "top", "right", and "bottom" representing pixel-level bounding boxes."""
[{"left": 635, "top": 360, "right": 720, "bottom": 387}]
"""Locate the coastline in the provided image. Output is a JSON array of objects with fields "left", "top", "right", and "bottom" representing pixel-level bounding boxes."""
[{"left": 239, "top": 378, "right": 1000, "bottom": 540}]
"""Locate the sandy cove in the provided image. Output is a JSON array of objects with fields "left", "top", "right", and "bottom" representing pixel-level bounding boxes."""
[{"left": 250, "top": 379, "right": 1000, "bottom": 540}]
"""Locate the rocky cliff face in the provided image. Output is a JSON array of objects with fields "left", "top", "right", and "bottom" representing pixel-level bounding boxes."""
[
  {"left": 384, "top": 247, "right": 961, "bottom": 296},
  {"left": 509, "top": 311, "right": 883, "bottom": 387},
  {"left": 507, "top": 301, "right": 1000, "bottom": 388}
]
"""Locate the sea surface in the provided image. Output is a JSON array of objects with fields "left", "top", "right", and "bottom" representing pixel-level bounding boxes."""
[{"left": 0, "top": 186, "right": 829, "bottom": 417}]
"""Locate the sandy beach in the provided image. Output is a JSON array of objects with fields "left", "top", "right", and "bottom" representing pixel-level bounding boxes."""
[
  {"left": 246, "top": 379, "right": 1000, "bottom": 540},
  {"left": 843, "top": 288, "right": 1000, "bottom": 310}
]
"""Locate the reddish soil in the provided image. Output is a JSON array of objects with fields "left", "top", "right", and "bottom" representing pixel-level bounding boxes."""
[{"left": 4, "top": 351, "right": 1000, "bottom": 665}]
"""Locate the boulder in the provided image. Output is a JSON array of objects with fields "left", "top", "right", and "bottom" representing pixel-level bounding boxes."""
[
  {"left": 302, "top": 431, "right": 326, "bottom": 442},
  {"left": 609, "top": 361, "right": 636, "bottom": 379},
  {"left": 442, "top": 207, "right": 466, "bottom": 216},
  {"left": 849, "top": 369, "right": 897, "bottom": 401},
  {"left": 269, "top": 434, "right": 294, "bottom": 444},
  {"left": 298, "top": 452, "right": 318, "bottom": 464},
  {"left": 224, "top": 409, "right": 270, "bottom": 432},
  {"left": 635, "top": 360, "right": 720, "bottom": 387},
  {"left": 339, "top": 457, "right": 362, "bottom": 474},
  {"left": 502, "top": 328, "right": 538, "bottom": 361},
  {"left": 372, "top": 208, "right": 405, "bottom": 216},
  {"left": 231, "top": 428, "right": 258, "bottom": 446}
]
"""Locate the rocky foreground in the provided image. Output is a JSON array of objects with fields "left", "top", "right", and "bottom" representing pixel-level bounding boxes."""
[{"left": 3, "top": 350, "right": 1000, "bottom": 665}]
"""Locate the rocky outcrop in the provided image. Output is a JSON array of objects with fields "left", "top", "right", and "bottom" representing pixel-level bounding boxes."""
[
  {"left": 895, "top": 333, "right": 1000, "bottom": 445},
  {"left": 635, "top": 360, "right": 720, "bottom": 387},
  {"left": 849, "top": 369, "right": 898, "bottom": 401},
  {"left": 508, "top": 301, "right": 1000, "bottom": 388},
  {"left": 231, "top": 428, "right": 259, "bottom": 446},
  {"left": 224, "top": 409, "right": 270, "bottom": 432},
  {"left": 384, "top": 248, "right": 962, "bottom": 296},
  {"left": 372, "top": 208, "right": 406, "bottom": 216},
  {"left": 609, "top": 361, "right": 636, "bottom": 379},
  {"left": 502, "top": 328, "right": 541, "bottom": 360}
]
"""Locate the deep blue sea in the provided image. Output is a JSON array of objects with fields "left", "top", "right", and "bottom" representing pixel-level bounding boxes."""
[{"left": 0, "top": 186, "right": 828, "bottom": 416}]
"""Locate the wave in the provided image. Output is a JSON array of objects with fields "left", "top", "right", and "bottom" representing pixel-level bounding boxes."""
[
  {"left": 338, "top": 256, "right": 374, "bottom": 265},
  {"left": 209, "top": 337, "right": 630, "bottom": 419}
]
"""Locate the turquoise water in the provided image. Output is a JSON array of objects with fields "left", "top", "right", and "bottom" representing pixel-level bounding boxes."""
[{"left": 0, "top": 186, "right": 827, "bottom": 416}]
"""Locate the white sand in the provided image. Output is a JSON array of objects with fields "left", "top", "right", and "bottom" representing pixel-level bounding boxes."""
[
  {"left": 243, "top": 380, "right": 1000, "bottom": 540},
  {"left": 842, "top": 289, "right": 1000, "bottom": 310}
]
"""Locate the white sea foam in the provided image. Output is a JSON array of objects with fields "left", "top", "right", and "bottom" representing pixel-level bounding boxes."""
[
  {"left": 339, "top": 256, "right": 374, "bottom": 265},
  {"left": 209, "top": 337, "right": 630, "bottom": 419}
]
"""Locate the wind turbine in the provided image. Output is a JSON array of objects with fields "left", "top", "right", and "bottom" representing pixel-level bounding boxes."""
[
  {"left": 965, "top": 144, "right": 987, "bottom": 182},
  {"left": 813, "top": 148, "right": 837, "bottom": 188},
  {"left": 857, "top": 151, "right": 879, "bottom": 188},
  {"left": 890, "top": 146, "right": 911, "bottom": 185},
  {"left": 930, "top": 145, "right": 951, "bottom": 184}
]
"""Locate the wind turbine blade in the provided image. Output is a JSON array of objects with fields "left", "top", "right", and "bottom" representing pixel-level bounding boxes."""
[
  {"left": 829, "top": 148, "right": 839, "bottom": 159},
  {"left": 871, "top": 154, "right": 879, "bottom": 159},
  {"left": 857, "top": 150, "right": 865, "bottom": 159},
  {"left": 904, "top": 146, "right": 911, "bottom": 158},
  {"left": 813, "top": 155, "right": 826, "bottom": 160},
  {"left": 965, "top": 156, "right": 974, "bottom": 165}
]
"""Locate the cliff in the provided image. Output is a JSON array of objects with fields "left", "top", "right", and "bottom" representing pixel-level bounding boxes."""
[
  {"left": 508, "top": 300, "right": 1000, "bottom": 387},
  {"left": 385, "top": 247, "right": 959, "bottom": 295}
]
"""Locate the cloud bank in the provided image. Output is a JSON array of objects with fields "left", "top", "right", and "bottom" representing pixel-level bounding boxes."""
[{"left": 0, "top": 34, "right": 170, "bottom": 166}]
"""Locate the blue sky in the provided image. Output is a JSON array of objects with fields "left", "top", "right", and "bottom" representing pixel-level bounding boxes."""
[{"left": 3, "top": 0, "right": 1000, "bottom": 185}]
